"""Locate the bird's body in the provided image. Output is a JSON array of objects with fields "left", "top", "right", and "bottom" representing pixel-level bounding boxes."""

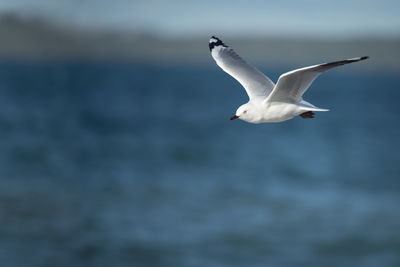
[
  {"left": 209, "top": 36, "right": 368, "bottom": 124},
  {"left": 235, "top": 99, "right": 320, "bottom": 123}
]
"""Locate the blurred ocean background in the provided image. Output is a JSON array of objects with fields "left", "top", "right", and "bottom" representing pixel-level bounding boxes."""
[{"left": 0, "top": 1, "right": 400, "bottom": 267}]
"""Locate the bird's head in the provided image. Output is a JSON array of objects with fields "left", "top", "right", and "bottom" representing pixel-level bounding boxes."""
[{"left": 230, "top": 103, "right": 254, "bottom": 122}]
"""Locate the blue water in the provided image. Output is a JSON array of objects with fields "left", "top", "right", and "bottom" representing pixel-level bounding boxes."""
[{"left": 0, "top": 61, "right": 399, "bottom": 267}]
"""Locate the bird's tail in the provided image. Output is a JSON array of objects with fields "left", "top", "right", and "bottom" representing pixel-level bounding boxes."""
[{"left": 298, "top": 100, "right": 329, "bottom": 112}]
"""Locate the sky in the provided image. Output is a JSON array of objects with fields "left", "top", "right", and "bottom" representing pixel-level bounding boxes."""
[{"left": 0, "top": 0, "right": 399, "bottom": 38}]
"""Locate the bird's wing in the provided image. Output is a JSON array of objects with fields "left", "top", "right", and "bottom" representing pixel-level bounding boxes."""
[
  {"left": 266, "top": 56, "right": 369, "bottom": 103},
  {"left": 209, "top": 36, "right": 275, "bottom": 100}
]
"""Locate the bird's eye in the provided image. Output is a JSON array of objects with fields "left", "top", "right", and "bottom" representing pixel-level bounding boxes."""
[{"left": 243, "top": 110, "right": 247, "bottom": 114}]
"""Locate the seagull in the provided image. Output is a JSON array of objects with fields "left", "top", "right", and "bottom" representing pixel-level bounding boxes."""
[{"left": 209, "top": 36, "right": 368, "bottom": 123}]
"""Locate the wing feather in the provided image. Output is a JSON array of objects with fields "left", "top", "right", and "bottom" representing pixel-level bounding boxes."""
[
  {"left": 209, "top": 36, "right": 275, "bottom": 100},
  {"left": 267, "top": 56, "right": 369, "bottom": 103}
]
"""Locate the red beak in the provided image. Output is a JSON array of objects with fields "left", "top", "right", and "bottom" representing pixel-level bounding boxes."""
[{"left": 230, "top": 115, "right": 239, "bottom": 120}]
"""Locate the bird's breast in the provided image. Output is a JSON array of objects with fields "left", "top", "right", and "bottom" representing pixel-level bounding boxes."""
[{"left": 260, "top": 102, "right": 298, "bottom": 123}]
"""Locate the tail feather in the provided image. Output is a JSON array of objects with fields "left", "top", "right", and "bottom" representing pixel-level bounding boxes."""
[{"left": 298, "top": 100, "right": 329, "bottom": 112}]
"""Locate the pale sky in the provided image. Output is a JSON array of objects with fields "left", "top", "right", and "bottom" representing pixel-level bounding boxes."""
[{"left": 1, "top": 0, "right": 399, "bottom": 37}]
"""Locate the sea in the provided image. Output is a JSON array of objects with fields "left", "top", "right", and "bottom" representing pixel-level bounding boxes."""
[{"left": 0, "top": 60, "right": 399, "bottom": 267}]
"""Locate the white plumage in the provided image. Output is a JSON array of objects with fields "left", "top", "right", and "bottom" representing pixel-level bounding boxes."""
[{"left": 209, "top": 36, "right": 368, "bottom": 123}]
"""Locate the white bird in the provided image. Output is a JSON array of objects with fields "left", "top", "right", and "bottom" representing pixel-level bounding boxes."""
[{"left": 209, "top": 36, "right": 368, "bottom": 123}]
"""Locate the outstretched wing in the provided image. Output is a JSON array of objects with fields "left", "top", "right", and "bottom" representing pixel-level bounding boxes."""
[
  {"left": 266, "top": 56, "right": 369, "bottom": 103},
  {"left": 209, "top": 36, "right": 275, "bottom": 100}
]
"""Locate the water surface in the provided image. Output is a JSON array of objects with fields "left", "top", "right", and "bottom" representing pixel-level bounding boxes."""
[{"left": 0, "top": 61, "right": 399, "bottom": 266}]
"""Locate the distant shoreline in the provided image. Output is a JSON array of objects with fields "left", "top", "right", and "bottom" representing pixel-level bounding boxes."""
[{"left": 0, "top": 13, "right": 399, "bottom": 71}]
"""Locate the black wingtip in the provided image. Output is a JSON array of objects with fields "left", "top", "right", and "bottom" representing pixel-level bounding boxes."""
[
  {"left": 360, "top": 56, "right": 369, "bottom": 60},
  {"left": 209, "top": 36, "right": 227, "bottom": 51}
]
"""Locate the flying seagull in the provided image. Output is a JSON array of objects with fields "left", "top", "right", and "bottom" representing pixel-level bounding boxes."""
[{"left": 209, "top": 36, "right": 368, "bottom": 123}]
